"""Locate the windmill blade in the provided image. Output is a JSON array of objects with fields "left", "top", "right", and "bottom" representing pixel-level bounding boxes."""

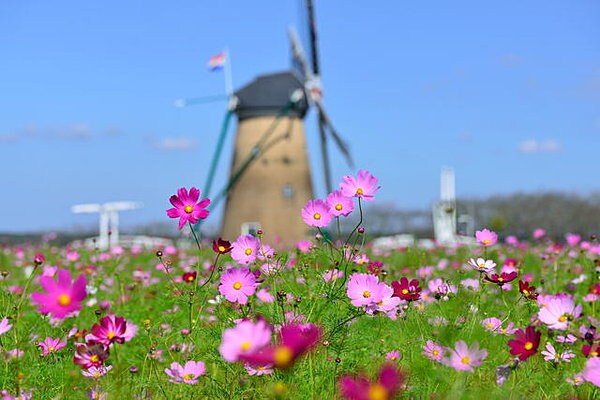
[
  {"left": 314, "top": 99, "right": 354, "bottom": 168},
  {"left": 288, "top": 27, "right": 312, "bottom": 81}
]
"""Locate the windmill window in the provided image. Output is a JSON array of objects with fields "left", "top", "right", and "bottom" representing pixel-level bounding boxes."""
[
  {"left": 282, "top": 183, "right": 294, "bottom": 199},
  {"left": 241, "top": 222, "right": 261, "bottom": 237}
]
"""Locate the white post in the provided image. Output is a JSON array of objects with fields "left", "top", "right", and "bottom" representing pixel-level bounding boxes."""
[
  {"left": 109, "top": 210, "right": 119, "bottom": 248},
  {"left": 98, "top": 210, "right": 109, "bottom": 250}
]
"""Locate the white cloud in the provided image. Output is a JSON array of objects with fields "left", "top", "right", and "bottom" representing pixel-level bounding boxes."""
[
  {"left": 0, "top": 133, "right": 19, "bottom": 143},
  {"left": 518, "top": 139, "right": 562, "bottom": 154},
  {"left": 154, "top": 137, "right": 198, "bottom": 151},
  {"left": 54, "top": 123, "right": 92, "bottom": 140},
  {"left": 4, "top": 123, "right": 94, "bottom": 141}
]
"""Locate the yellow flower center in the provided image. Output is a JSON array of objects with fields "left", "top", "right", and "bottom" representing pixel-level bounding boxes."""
[
  {"left": 498, "top": 277, "right": 504, "bottom": 282},
  {"left": 186, "top": 275, "right": 194, "bottom": 281},
  {"left": 93, "top": 371, "right": 101, "bottom": 377},
  {"left": 461, "top": 356, "right": 470, "bottom": 365},
  {"left": 233, "top": 282, "right": 242, "bottom": 290},
  {"left": 184, "top": 205, "right": 194, "bottom": 214},
  {"left": 432, "top": 350, "right": 439, "bottom": 356},
  {"left": 356, "top": 188, "right": 364, "bottom": 195},
  {"left": 524, "top": 342, "right": 533, "bottom": 350},
  {"left": 313, "top": 213, "right": 321, "bottom": 220},
  {"left": 274, "top": 346, "right": 293, "bottom": 367},
  {"left": 241, "top": 341, "right": 252, "bottom": 351},
  {"left": 486, "top": 323, "right": 495, "bottom": 328},
  {"left": 107, "top": 332, "right": 115, "bottom": 339},
  {"left": 483, "top": 239, "right": 490, "bottom": 244},
  {"left": 183, "top": 373, "right": 192, "bottom": 381},
  {"left": 244, "top": 248, "right": 253, "bottom": 255},
  {"left": 335, "top": 204, "right": 343, "bottom": 211},
  {"left": 49, "top": 347, "right": 55, "bottom": 352},
  {"left": 90, "top": 355, "right": 99, "bottom": 363},
  {"left": 401, "top": 289, "right": 409, "bottom": 295},
  {"left": 558, "top": 315, "right": 567, "bottom": 323},
  {"left": 362, "top": 291, "right": 371, "bottom": 298},
  {"left": 57, "top": 294, "right": 72, "bottom": 306},
  {"left": 592, "top": 351, "right": 599, "bottom": 357},
  {"left": 368, "top": 383, "right": 388, "bottom": 400},
  {"left": 218, "top": 245, "right": 226, "bottom": 252},
  {"left": 523, "top": 289, "right": 530, "bottom": 295}
]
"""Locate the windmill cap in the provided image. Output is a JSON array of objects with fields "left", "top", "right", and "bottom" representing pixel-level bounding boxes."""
[{"left": 234, "top": 71, "right": 309, "bottom": 120}]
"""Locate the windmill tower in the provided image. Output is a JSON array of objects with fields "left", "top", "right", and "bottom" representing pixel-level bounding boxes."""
[
  {"left": 432, "top": 167, "right": 457, "bottom": 246},
  {"left": 199, "top": 0, "right": 352, "bottom": 248}
]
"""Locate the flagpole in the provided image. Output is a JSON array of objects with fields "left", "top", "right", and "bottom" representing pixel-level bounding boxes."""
[{"left": 224, "top": 48, "right": 233, "bottom": 97}]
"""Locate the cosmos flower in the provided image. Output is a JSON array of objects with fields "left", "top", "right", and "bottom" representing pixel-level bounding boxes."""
[
  {"left": 481, "top": 317, "right": 502, "bottom": 333},
  {"left": 339, "top": 363, "right": 404, "bottom": 400},
  {"left": 391, "top": 277, "right": 422, "bottom": 302},
  {"left": 86, "top": 315, "right": 132, "bottom": 346},
  {"left": 541, "top": 343, "right": 575, "bottom": 363},
  {"left": 445, "top": 341, "right": 487, "bottom": 372},
  {"left": 244, "top": 363, "right": 274, "bottom": 376},
  {"left": 73, "top": 343, "right": 110, "bottom": 369},
  {"left": 219, "top": 319, "right": 273, "bottom": 363},
  {"left": 386, "top": 350, "right": 401, "bottom": 362},
  {"left": 538, "top": 296, "right": 582, "bottom": 330},
  {"left": 0, "top": 317, "right": 12, "bottom": 336},
  {"left": 484, "top": 271, "right": 518, "bottom": 287},
  {"left": 532, "top": 228, "right": 546, "bottom": 240},
  {"left": 212, "top": 238, "right": 232, "bottom": 254},
  {"left": 182, "top": 271, "right": 196, "bottom": 283},
  {"left": 231, "top": 235, "right": 260, "bottom": 264},
  {"left": 422, "top": 340, "right": 445, "bottom": 362},
  {"left": 468, "top": 258, "right": 496, "bottom": 273},
  {"left": 166, "top": 187, "right": 210, "bottom": 230},
  {"left": 301, "top": 199, "right": 333, "bottom": 228},
  {"left": 347, "top": 273, "right": 385, "bottom": 307},
  {"left": 37, "top": 337, "right": 67, "bottom": 356},
  {"left": 325, "top": 190, "right": 354, "bottom": 217},
  {"left": 31, "top": 269, "right": 87, "bottom": 320},
  {"left": 218, "top": 267, "right": 259, "bottom": 305},
  {"left": 164, "top": 361, "right": 206, "bottom": 384},
  {"left": 240, "top": 323, "right": 321, "bottom": 369},
  {"left": 583, "top": 356, "right": 600, "bottom": 387},
  {"left": 507, "top": 326, "right": 541, "bottom": 361},
  {"left": 339, "top": 170, "right": 380, "bottom": 201},
  {"left": 518, "top": 280, "right": 539, "bottom": 300},
  {"left": 81, "top": 365, "right": 113, "bottom": 379},
  {"left": 475, "top": 229, "right": 498, "bottom": 246},
  {"left": 323, "top": 269, "right": 343, "bottom": 283}
]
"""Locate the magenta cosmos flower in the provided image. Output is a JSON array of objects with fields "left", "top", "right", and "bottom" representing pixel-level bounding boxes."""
[
  {"left": 507, "top": 326, "right": 541, "bottom": 361},
  {"left": 339, "top": 363, "right": 405, "bottom": 400},
  {"left": 31, "top": 268, "right": 87, "bottom": 319},
  {"left": 326, "top": 190, "right": 354, "bottom": 217},
  {"left": 164, "top": 361, "right": 206, "bottom": 384},
  {"left": 73, "top": 343, "right": 110, "bottom": 369},
  {"left": 475, "top": 229, "right": 497, "bottom": 246},
  {"left": 538, "top": 296, "right": 582, "bottom": 330},
  {"left": 583, "top": 356, "right": 600, "bottom": 387},
  {"left": 347, "top": 273, "right": 384, "bottom": 307},
  {"left": 219, "top": 319, "right": 272, "bottom": 362},
  {"left": 445, "top": 341, "right": 487, "bottom": 372},
  {"left": 239, "top": 323, "right": 321, "bottom": 369},
  {"left": 86, "top": 315, "right": 132, "bottom": 346},
  {"left": 231, "top": 234, "right": 260, "bottom": 264},
  {"left": 38, "top": 337, "right": 67, "bottom": 356},
  {"left": 166, "top": 187, "right": 210, "bottom": 230},
  {"left": 339, "top": 169, "right": 380, "bottom": 201},
  {"left": 0, "top": 317, "right": 12, "bottom": 336},
  {"left": 301, "top": 199, "right": 333, "bottom": 227},
  {"left": 219, "top": 267, "right": 259, "bottom": 305}
]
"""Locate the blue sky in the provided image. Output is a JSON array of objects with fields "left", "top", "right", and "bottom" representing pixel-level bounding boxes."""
[{"left": 1, "top": 1, "right": 599, "bottom": 233}]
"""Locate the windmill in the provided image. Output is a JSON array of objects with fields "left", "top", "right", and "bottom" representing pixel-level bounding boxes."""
[
  {"left": 195, "top": 0, "right": 353, "bottom": 248},
  {"left": 71, "top": 201, "right": 142, "bottom": 250}
]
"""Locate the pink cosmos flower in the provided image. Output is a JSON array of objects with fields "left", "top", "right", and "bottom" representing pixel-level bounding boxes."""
[
  {"left": 166, "top": 187, "right": 210, "bottom": 230},
  {"left": 86, "top": 315, "right": 131, "bottom": 346},
  {"left": 583, "top": 356, "right": 600, "bottom": 387},
  {"left": 422, "top": 340, "right": 445, "bottom": 362},
  {"left": 0, "top": 317, "right": 12, "bottom": 336},
  {"left": 538, "top": 296, "right": 582, "bottom": 330},
  {"left": 369, "top": 283, "right": 402, "bottom": 319},
  {"left": 323, "top": 269, "right": 343, "bottom": 283},
  {"left": 218, "top": 267, "right": 259, "bottom": 305},
  {"left": 231, "top": 235, "right": 260, "bottom": 264},
  {"left": 244, "top": 363, "right": 274, "bottom": 376},
  {"left": 386, "top": 350, "right": 401, "bottom": 362},
  {"left": 81, "top": 365, "right": 112, "bottom": 378},
  {"left": 219, "top": 319, "right": 272, "bottom": 362},
  {"left": 566, "top": 373, "right": 586, "bottom": 386},
  {"left": 565, "top": 233, "right": 581, "bottom": 247},
  {"left": 475, "top": 229, "right": 497, "bottom": 246},
  {"left": 533, "top": 228, "right": 546, "bottom": 239},
  {"left": 296, "top": 240, "right": 313, "bottom": 253},
  {"left": 468, "top": 258, "right": 496, "bottom": 273},
  {"left": 481, "top": 317, "right": 502, "bottom": 333},
  {"left": 541, "top": 343, "right": 575, "bottom": 363},
  {"left": 164, "top": 361, "right": 206, "bottom": 384},
  {"left": 239, "top": 323, "right": 321, "bottom": 369},
  {"left": 339, "top": 170, "right": 380, "bottom": 201},
  {"left": 256, "top": 288, "right": 274, "bottom": 303},
  {"left": 339, "top": 363, "right": 404, "bottom": 400},
  {"left": 347, "top": 273, "right": 384, "bottom": 307},
  {"left": 31, "top": 268, "right": 87, "bottom": 320},
  {"left": 301, "top": 199, "right": 333, "bottom": 228},
  {"left": 325, "top": 190, "right": 354, "bottom": 217},
  {"left": 73, "top": 343, "right": 109, "bottom": 369},
  {"left": 37, "top": 337, "right": 67, "bottom": 356},
  {"left": 445, "top": 341, "right": 487, "bottom": 372}
]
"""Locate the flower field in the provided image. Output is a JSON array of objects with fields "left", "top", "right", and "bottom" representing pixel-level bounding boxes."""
[{"left": 1, "top": 171, "right": 599, "bottom": 399}]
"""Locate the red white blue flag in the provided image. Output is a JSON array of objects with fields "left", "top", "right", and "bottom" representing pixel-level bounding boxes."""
[{"left": 207, "top": 52, "right": 226, "bottom": 71}]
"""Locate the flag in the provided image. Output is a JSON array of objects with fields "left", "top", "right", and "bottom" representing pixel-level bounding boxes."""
[{"left": 207, "top": 52, "right": 226, "bottom": 71}]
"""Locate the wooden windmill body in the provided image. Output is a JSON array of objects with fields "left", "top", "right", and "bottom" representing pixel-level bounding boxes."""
[{"left": 220, "top": 72, "right": 314, "bottom": 248}]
